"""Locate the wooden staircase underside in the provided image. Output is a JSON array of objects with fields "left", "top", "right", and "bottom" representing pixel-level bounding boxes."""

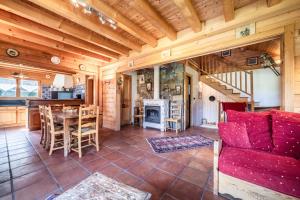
[{"left": 200, "top": 75, "right": 249, "bottom": 102}]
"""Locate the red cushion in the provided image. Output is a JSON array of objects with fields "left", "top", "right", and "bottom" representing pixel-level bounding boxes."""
[
  {"left": 227, "top": 110, "right": 273, "bottom": 151},
  {"left": 218, "top": 122, "right": 251, "bottom": 148},
  {"left": 271, "top": 110, "right": 300, "bottom": 159},
  {"left": 219, "top": 147, "right": 300, "bottom": 198}
]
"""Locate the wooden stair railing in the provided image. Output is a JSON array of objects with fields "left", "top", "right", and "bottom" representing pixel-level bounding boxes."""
[{"left": 188, "top": 56, "right": 254, "bottom": 111}]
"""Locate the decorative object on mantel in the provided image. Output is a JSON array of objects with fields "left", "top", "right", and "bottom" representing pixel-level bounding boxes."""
[
  {"left": 51, "top": 56, "right": 61, "bottom": 65},
  {"left": 147, "top": 135, "right": 213, "bottom": 153},
  {"left": 247, "top": 57, "right": 258, "bottom": 66},
  {"left": 53, "top": 172, "right": 151, "bottom": 200},
  {"left": 70, "top": 0, "right": 117, "bottom": 30},
  {"left": 6, "top": 48, "right": 19, "bottom": 57},
  {"left": 175, "top": 85, "right": 181, "bottom": 95},
  {"left": 260, "top": 53, "right": 280, "bottom": 76},
  {"left": 221, "top": 50, "right": 231, "bottom": 57}
]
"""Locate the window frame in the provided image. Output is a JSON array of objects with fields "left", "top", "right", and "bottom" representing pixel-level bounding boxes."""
[
  {"left": 0, "top": 77, "right": 17, "bottom": 98},
  {"left": 19, "top": 79, "right": 40, "bottom": 98},
  {"left": 0, "top": 76, "right": 41, "bottom": 99}
]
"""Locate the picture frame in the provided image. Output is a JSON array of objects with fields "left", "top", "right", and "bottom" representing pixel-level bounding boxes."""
[
  {"left": 221, "top": 50, "right": 231, "bottom": 57},
  {"left": 146, "top": 82, "right": 152, "bottom": 91},
  {"left": 175, "top": 85, "right": 181, "bottom": 95},
  {"left": 247, "top": 57, "right": 258, "bottom": 65},
  {"left": 138, "top": 75, "right": 145, "bottom": 84}
]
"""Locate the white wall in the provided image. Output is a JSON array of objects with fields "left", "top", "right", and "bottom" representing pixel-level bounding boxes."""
[
  {"left": 253, "top": 68, "right": 281, "bottom": 107},
  {"left": 200, "top": 82, "right": 233, "bottom": 123}
]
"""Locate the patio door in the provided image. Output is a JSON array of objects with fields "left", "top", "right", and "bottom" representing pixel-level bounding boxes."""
[{"left": 121, "top": 74, "right": 132, "bottom": 126}]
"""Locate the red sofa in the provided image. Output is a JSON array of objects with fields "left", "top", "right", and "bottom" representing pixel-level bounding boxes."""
[{"left": 214, "top": 110, "right": 300, "bottom": 200}]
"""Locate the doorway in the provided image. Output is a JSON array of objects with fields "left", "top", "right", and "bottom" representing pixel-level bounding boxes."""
[
  {"left": 121, "top": 74, "right": 132, "bottom": 126},
  {"left": 86, "top": 75, "right": 94, "bottom": 105},
  {"left": 184, "top": 74, "right": 192, "bottom": 129}
]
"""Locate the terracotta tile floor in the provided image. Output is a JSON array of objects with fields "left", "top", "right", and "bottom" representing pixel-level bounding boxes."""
[{"left": 0, "top": 126, "right": 227, "bottom": 200}]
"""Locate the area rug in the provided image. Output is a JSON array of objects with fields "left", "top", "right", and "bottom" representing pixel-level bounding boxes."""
[
  {"left": 54, "top": 172, "right": 151, "bottom": 200},
  {"left": 147, "top": 135, "right": 213, "bottom": 153}
]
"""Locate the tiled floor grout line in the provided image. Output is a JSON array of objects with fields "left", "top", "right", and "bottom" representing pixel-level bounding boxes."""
[
  {"left": 24, "top": 132, "right": 64, "bottom": 194},
  {"left": 4, "top": 128, "right": 15, "bottom": 200},
  {"left": 200, "top": 169, "right": 213, "bottom": 200}
]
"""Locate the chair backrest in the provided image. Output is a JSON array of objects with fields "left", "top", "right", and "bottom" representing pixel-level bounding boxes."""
[
  {"left": 62, "top": 105, "right": 79, "bottom": 112},
  {"left": 38, "top": 105, "right": 45, "bottom": 124},
  {"left": 51, "top": 104, "right": 63, "bottom": 112},
  {"left": 78, "top": 105, "right": 99, "bottom": 136},
  {"left": 44, "top": 105, "right": 55, "bottom": 133}
]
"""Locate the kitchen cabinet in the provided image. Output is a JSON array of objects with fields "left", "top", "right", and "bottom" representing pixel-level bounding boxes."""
[{"left": 0, "top": 106, "right": 27, "bottom": 128}]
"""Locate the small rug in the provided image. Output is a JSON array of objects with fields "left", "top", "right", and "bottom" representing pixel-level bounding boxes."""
[
  {"left": 147, "top": 135, "right": 213, "bottom": 153},
  {"left": 54, "top": 172, "right": 151, "bottom": 200}
]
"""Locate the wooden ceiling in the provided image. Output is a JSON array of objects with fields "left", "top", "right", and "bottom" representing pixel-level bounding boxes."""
[{"left": 0, "top": 0, "right": 281, "bottom": 72}]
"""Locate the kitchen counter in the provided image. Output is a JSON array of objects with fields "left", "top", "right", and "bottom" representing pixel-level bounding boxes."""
[{"left": 0, "top": 100, "right": 26, "bottom": 107}]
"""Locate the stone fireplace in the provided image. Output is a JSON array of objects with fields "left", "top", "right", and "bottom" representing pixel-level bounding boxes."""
[{"left": 143, "top": 99, "right": 169, "bottom": 131}]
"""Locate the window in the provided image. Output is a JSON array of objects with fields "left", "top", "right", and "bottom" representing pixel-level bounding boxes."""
[
  {"left": 0, "top": 78, "right": 17, "bottom": 97},
  {"left": 20, "top": 80, "right": 39, "bottom": 97}
]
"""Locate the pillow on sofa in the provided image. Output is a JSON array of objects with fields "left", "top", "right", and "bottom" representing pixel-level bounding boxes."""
[
  {"left": 218, "top": 122, "right": 252, "bottom": 148},
  {"left": 227, "top": 110, "right": 273, "bottom": 151},
  {"left": 271, "top": 110, "right": 300, "bottom": 159}
]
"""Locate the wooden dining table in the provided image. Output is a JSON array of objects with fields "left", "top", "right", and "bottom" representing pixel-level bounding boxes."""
[{"left": 55, "top": 111, "right": 79, "bottom": 157}]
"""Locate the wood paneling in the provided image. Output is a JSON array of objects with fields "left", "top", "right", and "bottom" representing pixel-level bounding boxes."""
[
  {"left": 294, "top": 24, "right": 300, "bottom": 112},
  {"left": 0, "top": 106, "right": 27, "bottom": 128}
]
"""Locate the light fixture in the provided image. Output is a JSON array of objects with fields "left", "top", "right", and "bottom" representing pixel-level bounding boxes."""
[
  {"left": 83, "top": 6, "right": 92, "bottom": 14},
  {"left": 98, "top": 15, "right": 106, "bottom": 24},
  {"left": 70, "top": 0, "right": 117, "bottom": 30},
  {"left": 275, "top": 59, "right": 282, "bottom": 64}
]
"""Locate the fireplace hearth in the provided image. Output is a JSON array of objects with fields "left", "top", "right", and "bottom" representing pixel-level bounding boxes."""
[
  {"left": 143, "top": 99, "right": 169, "bottom": 131},
  {"left": 145, "top": 106, "right": 160, "bottom": 124}
]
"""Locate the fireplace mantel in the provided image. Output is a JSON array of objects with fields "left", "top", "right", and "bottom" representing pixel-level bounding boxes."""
[{"left": 143, "top": 99, "right": 169, "bottom": 131}]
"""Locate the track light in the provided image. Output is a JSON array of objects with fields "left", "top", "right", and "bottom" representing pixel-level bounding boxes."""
[
  {"left": 98, "top": 15, "right": 106, "bottom": 24},
  {"left": 83, "top": 6, "right": 92, "bottom": 14},
  {"left": 110, "top": 23, "right": 117, "bottom": 30},
  {"left": 70, "top": 0, "right": 79, "bottom": 8}
]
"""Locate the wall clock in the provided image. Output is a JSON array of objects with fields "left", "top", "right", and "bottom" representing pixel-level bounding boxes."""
[
  {"left": 6, "top": 48, "right": 19, "bottom": 57},
  {"left": 51, "top": 56, "right": 61, "bottom": 65},
  {"left": 79, "top": 64, "right": 86, "bottom": 71}
]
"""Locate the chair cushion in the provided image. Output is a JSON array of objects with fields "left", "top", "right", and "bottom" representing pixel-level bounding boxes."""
[
  {"left": 271, "top": 110, "right": 300, "bottom": 159},
  {"left": 227, "top": 110, "right": 273, "bottom": 151},
  {"left": 218, "top": 122, "right": 251, "bottom": 148},
  {"left": 219, "top": 147, "right": 300, "bottom": 198}
]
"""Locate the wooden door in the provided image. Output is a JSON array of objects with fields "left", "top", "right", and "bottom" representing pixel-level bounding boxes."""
[
  {"left": 86, "top": 76, "right": 94, "bottom": 105},
  {"left": 184, "top": 75, "right": 191, "bottom": 129},
  {"left": 121, "top": 74, "right": 132, "bottom": 126}
]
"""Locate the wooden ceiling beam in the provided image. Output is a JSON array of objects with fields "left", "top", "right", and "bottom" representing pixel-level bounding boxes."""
[
  {"left": 27, "top": 0, "right": 142, "bottom": 51},
  {"left": 172, "top": 0, "right": 202, "bottom": 32},
  {"left": 85, "top": 0, "right": 157, "bottom": 47},
  {"left": 0, "top": 23, "right": 111, "bottom": 63},
  {"left": 129, "top": 0, "right": 177, "bottom": 41},
  {"left": 0, "top": 33, "right": 104, "bottom": 67},
  {"left": 0, "top": 0, "right": 130, "bottom": 56},
  {"left": 0, "top": 10, "right": 119, "bottom": 59},
  {"left": 266, "top": 0, "right": 281, "bottom": 7},
  {"left": 222, "top": 0, "right": 235, "bottom": 22}
]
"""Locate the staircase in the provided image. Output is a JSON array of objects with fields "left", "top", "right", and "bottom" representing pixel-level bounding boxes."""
[{"left": 188, "top": 55, "right": 254, "bottom": 111}]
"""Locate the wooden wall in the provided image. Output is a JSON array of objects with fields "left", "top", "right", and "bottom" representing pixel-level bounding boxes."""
[
  {"left": 294, "top": 23, "right": 300, "bottom": 112},
  {"left": 100, "top": 1, "right": 300, "bottom": 130}
]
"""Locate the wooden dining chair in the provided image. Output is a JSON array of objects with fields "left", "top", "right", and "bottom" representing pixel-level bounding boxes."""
[
  {"left": 70, "top": 105, "right": 99, "bottom": 158},
  {"left": 38, "top": 105, "right": 47, "bottom": 147},
  {"left": 45, "top": 105, "right": 65, "bottom": 155}
]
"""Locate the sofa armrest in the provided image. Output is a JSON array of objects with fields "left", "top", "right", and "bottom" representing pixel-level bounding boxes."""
[{"left": 213, "top": 140, "right": 222, "bottom": 195}]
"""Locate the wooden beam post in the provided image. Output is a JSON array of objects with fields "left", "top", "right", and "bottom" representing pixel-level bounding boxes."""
[
  {"left": 172, "top": 0, "right": 202, "bottom": 32},
  {"left": 222, "top": 0, "right": 235, "bottom": 22},
  {"left": 129, "top": 0, "right": 177, "bottom": 40},
  {"left": 267, "top": 0, "right": 281, "bottom": 7},
  {"left": 282, "top": 24, "right": 295, "bottom": 111}
]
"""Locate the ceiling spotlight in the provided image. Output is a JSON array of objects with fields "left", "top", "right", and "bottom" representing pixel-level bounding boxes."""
[
  {"left": 110, "top": 23, "right": 117, "bottom": 30},
  {"left": 70, "top": 0, "right": 79, "bottom": 8},
  {"left": 77, "top": 0, "right": 87, "bottom": 7},
  {"left": 98, "top": 15, "right": 106, "bottom": 24},
  {"left": 83, "top": 6, "right": 92, "bottom": 14}
]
